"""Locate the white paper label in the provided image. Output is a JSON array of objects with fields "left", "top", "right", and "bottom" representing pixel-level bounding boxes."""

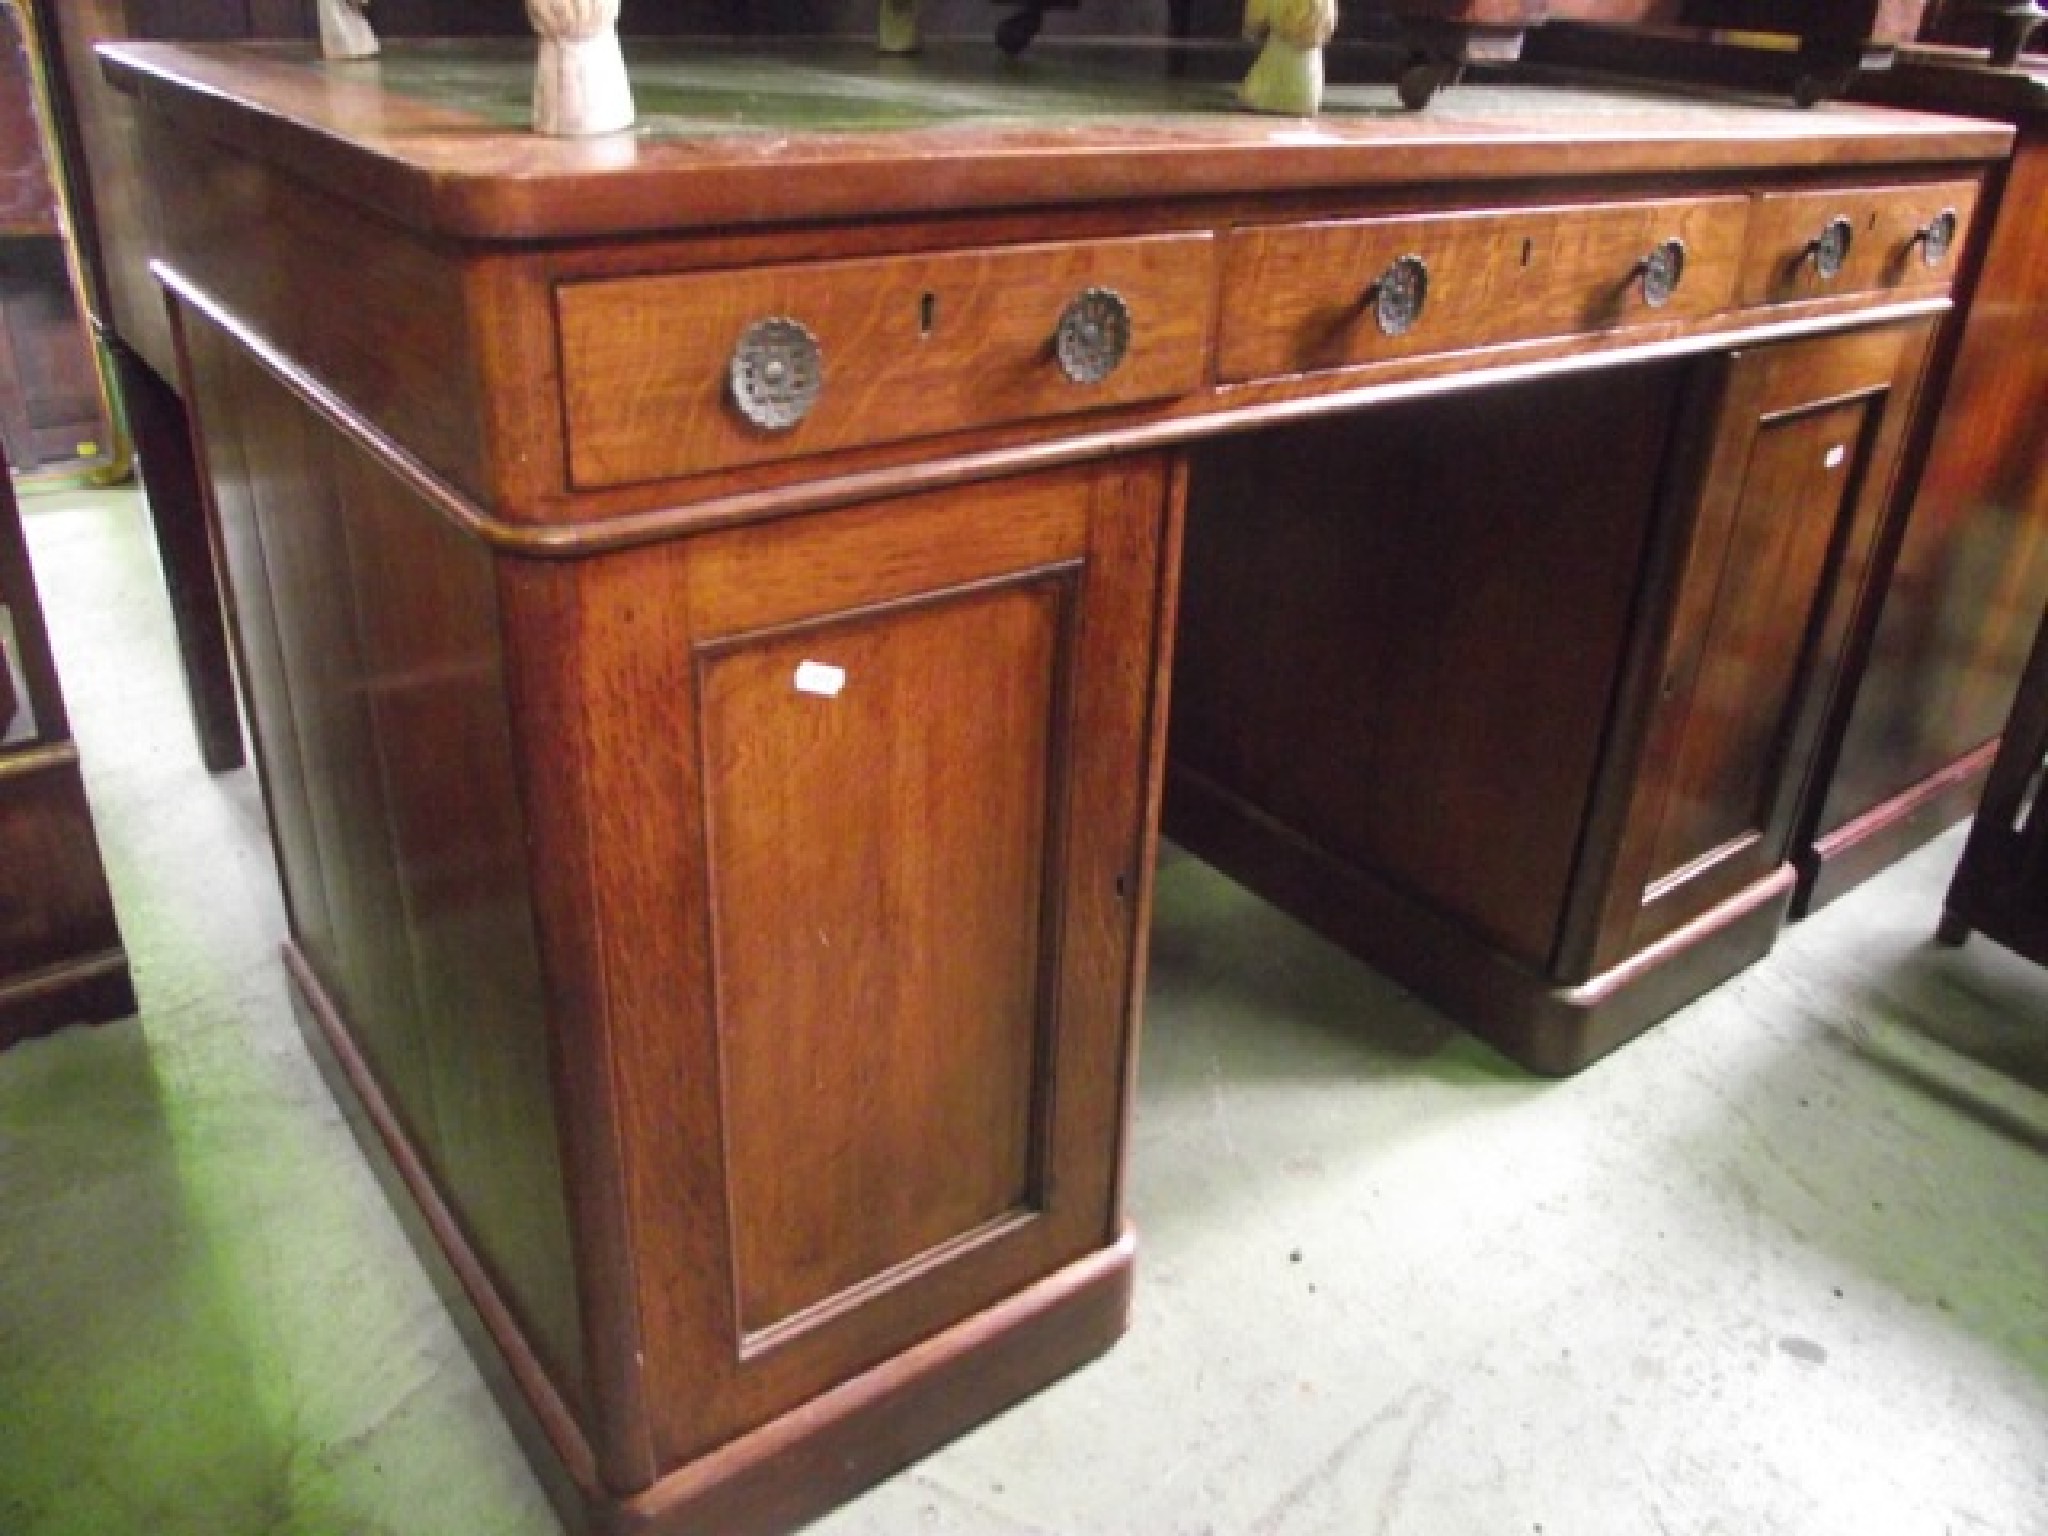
[
  {"left": 1825, "top": 444, "right": 1848, "bottom": 470},
  {"left": 794, "top": 661, "right": 847, "bottom": 698}
]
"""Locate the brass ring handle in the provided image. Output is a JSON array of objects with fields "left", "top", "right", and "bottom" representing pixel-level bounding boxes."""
[
  {"left": 1637, "top": 237, "right": 1687, "bottom": 309},
  {"left": 1807, "top": 216, "right": 1854, "bottom": 281},
  {"left": 1366, "top": 253, "right": 1430, "bottom": 338},
  {"left": 1912, "top": 207, "right": 1959, "bottom": 269}
]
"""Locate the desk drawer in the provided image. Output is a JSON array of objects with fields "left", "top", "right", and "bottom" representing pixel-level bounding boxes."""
[
  {"left": 1218, "top": 195, "right": 1747, "bottom": 384},
  {"left": 559, "top": 233, "right": 1216, "bottom": 488},
  {"left": 1738, "top": 179, "right": 1979, "bottom": 306}
]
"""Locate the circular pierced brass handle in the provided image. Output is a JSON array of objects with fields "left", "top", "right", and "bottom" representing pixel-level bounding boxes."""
[
  {"left": 729, "top": 317, "right": 822, "bottom": 432},
  {"left": 1055, "top": 287, "right": 1132, "bottom": 385},
  {"left": 1367, "top": 253, "right": 1430, "bottom": 338},
  {"left": 1637, "top": 238, "right": 1688, "bottom": 309},
  {"left": 1808, "top": 216, "right": 1854, "bottom": 281},
  {"left": 1913, "top": 207, "right": 1959, "bottom": 269}
]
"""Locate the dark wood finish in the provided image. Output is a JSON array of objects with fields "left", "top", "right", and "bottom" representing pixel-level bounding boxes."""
[
  {"left": 0, "top": 3, "right": 60, "bottom": 236},
  {"left": 0, "top": 438, "right": 134, "bottom": 1047},
  {"left": 1797, "top": 58, "right": 2048, "bottom": 912},
  {"left": 106, "top": 335, "right": 241, "bottom": 767},
  {"left": 1387, "top": 1, "right": 1930, "bottom": 107},
  {"left": 0, "top": 235, "right": 103, "bottom": 472},
  {"left": 107, "top": 37, "right": 2005, "bottom": 1532},
  {"left": 28, "top": 0, "right": 246, "bottom": 766},
  {"left": 1590, "top": 322, "right": 1934, "bottom": 964},
  {"left": 1941, "top": 598, "right": 2048, "bottom": 960},
  {"left": 1172, "top": 366, "right": 1686, "bottom": 972}
]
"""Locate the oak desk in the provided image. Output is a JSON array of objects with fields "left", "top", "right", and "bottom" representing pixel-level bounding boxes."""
[{"left": 101, "top": 39, "right": 2008, "bottom": 1536}]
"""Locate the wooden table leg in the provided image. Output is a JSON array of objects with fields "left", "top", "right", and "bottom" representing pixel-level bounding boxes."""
[{"left": 108, "top": 336, "right": 243, "bottom": 773}]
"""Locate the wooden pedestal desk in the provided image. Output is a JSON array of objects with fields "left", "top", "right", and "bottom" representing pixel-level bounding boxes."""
[{"left": 101, "top": 39, "right": 2008, "bottom": 1536}]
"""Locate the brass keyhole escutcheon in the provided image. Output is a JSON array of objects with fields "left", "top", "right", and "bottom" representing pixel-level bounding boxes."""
[
  {"left": 729, "top": 316, "right": 823, "bottom": 432},
  {"left": 1638, "top": 238, "right": 1687, "bottom": 309},
  {"left": 1368, "top": 253, "right": 1430, "bottom": 338},
  {"left": 1808, "top": 216, "right": 1854, "bottom": 281},
  {"left": 1055, "top": 287, "right": 1132, "bottom": 385}
]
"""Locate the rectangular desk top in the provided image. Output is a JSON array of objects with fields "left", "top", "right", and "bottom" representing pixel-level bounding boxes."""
[{"left": 99, "top": 38, "right": 2012, "bottom": 241}]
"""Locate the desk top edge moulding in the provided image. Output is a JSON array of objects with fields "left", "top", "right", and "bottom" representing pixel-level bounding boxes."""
[
  {"left": 95, "top": 37, "right": 2007, "bottom": 238},
  {"left": 99, "top": 31, "right": 2014, "bottom": 1536}
]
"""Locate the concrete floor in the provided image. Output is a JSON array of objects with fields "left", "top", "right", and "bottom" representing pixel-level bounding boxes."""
[{"left": 3, "top": 483, "right": 2045, "bottom": 1536}]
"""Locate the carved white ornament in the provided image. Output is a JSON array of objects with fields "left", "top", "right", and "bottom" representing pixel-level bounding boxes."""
[
  {"left": 525, "top": 0, "right": 636, "bottom": 137},
  {"left": 1240, "top": 0, "right": 1339, "bottom": 116},
  {"left": 316, "top": 0, "right": 378, "bottom": 60}
]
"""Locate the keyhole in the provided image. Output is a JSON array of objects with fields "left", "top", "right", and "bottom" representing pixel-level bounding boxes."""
[
  {"left": 919, "top": 291, "right": 938, "bottom": 337},
  {"left": 1520, "top": 238, "right": 1533, "bottom": 268}
]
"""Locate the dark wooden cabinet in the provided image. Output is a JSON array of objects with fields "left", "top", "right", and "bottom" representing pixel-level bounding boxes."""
[
  {"left": 0, "top": 1, "right": 107, "bottom": 477},
  {"left": 1593, "top": 324, "right": 1933, "bottom": 956},
  {"left": 1797, "top": 57, "right": 2048, "bottom": 911},
  {"left": 1941, "top": 597, "right": 2048, "bottom": 961},
  {"left": 0, "top": 441, "right": 134, "bottom": 1047}
]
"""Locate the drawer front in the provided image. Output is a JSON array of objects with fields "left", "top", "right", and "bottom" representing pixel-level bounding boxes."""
[
  {"left": 1738, "top": 179, "right": 1980, "bottom": 307},
  {"left": 1219, "top": 196, "right": 1748, "bottom": 384},
  {"left": 559, "top": 234, "right": 1216, "bottom": 488}
]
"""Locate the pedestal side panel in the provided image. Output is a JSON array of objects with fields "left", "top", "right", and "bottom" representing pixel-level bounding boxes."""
[{"left": 181, "top": 309, "right": 587, "bottom": 1417}]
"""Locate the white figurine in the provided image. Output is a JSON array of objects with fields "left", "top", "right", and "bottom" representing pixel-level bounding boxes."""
[
  {"left": 316, "top": 0, "right": 378, "bottom": 60},
  {"left": 526, "top": 0, "right": 636, "bottom": 136},
  {"left": 1239, "top": 0, "right": 1338, "bottom": 116},
  {"left": 879, "top": 0, "right": 922, "bottom": 55}
]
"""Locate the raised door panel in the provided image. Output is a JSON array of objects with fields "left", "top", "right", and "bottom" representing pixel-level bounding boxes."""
[
  {"left": 1638, "top": 396, "right": 1875, "bottom": 900},
  {"left": 702, "top": 580, "right": 1065, "bottom": 1345},
  {"left": 1599, "top": 321, "right": 1932, "bottom": 965},
  {"left": 538, "top": 457, "right": 1174, "bottom": 1469}
]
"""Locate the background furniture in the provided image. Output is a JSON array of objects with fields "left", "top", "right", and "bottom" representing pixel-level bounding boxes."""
[
  {"left": 104, "top": 34, "right": 2004, "bottom": 1535},
  {"left": 1794, "top": 53, "right": 2048, "bottom": 911},
  {"left": 0, "top": 1, "right": 110, "bottom": 479},
  {"left": 1394, "top": 1, "right": 1932, "bottom": 105},
  {"left": 0, "top": 435, "right": 134, "bottom": 1047},
  {"left": 1941, "top": 597, "right": 2048, "bottom": 959}
]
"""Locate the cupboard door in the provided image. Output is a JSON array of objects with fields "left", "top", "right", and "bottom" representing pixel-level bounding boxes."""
[
  {"left": 1594, "top": 321, "right": 1934, "bottom": 969},
  {"left": 543, "top": 456, "right": 1178, "bottom": 1471}
]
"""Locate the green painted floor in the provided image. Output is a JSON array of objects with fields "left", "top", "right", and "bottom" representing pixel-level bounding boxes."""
[{"left": 4, "top": 484, "right": 2045, "bottom": 1536}]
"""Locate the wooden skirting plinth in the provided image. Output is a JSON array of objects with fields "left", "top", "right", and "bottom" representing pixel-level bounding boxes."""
[{"left": 285, "top": 944, "right": 1135, "bottom": 1536}]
